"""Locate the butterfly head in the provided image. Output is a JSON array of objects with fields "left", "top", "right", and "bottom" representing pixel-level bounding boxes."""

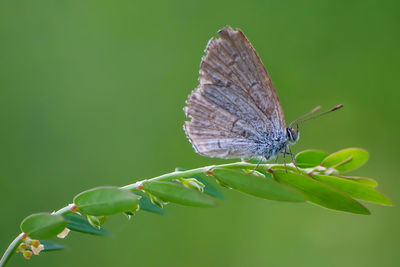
[{"left": 286, "top": 127, "right": 299, "bottom": 144}]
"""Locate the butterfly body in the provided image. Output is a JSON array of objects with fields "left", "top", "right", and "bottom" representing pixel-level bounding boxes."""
[{"left": 184, "top": 26, "right": 297, "bottom": 161}]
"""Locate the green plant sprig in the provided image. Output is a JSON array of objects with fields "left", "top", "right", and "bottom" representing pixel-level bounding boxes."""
[{"left": 0, "top": 148, "right": 392, "bottom": 267}]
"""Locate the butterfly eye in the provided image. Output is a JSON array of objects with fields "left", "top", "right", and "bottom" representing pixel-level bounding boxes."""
[
  {"left": 286, "top": 127, "right": 298, "bottom": 143},
  {"left": 286, "top": 128, "right": 291, "bottom": 138}
]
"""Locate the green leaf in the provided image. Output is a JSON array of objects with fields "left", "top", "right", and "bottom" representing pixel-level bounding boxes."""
[
  {"left": 20, "top": 213, "right": 67, "bottom": 239},
  {"left": 133, "top": 191, "right": 165, "bottom": 214},
  {"left": 74, "top": 187, "right": 140, "bottom": 216},
  {"left": 313, "top": 175, "right": 392, "bottom": 206},
  {"left": 272, "top": 170, "right": 370, "bottom": 214},
  {"left": 322, "top": 148, "right": 369, "bottom": 173},
  {"left": 38, "top": 240, "right": 66, "bottom": 252},
  {"left": 65, "top": 213, "right": 110, "bottom": 236},
  {"left": 340, "top": 176, "right": 378, "bottom": 187},
  {"left": 142, "top": 181, "right": 216, "bottom": 207},
  {"left": 295, "top": 150, "right": 329, "bottom": 168},
  {"left": 212, "top": 168, "right": 305, "bottom": 202}
]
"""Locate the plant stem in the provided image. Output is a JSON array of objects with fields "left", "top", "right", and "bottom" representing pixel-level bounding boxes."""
[
  {"left": 0, "top": 233, "right": 25, "bottom": 267},
  {"left": 0, "top": 205, "right": 76, "bottom": 266},
  {"left": 0, "top": 161, "right": 286, "bottom": 266},
  {"left": 121, "top": 161, "right": 261, "bottom": 191}
]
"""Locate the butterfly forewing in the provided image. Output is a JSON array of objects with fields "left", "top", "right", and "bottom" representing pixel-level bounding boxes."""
[{"left": 184, "top": 26, "right": 287, "bottom": 159}]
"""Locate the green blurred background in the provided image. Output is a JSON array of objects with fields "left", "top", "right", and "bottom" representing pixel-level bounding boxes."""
[{"left": 1, "top": 0, "right": 399, "bottom": 266}]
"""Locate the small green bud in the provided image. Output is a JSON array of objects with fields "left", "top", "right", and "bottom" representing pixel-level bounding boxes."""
[
  {"left": 87, "top": 215, "right": 108, "bottom": 229},
  {"left": 177, "top": 178, "right": 205, "bottom": 192},
  {"left": 123, "top": 210, "right": 135, "bottom": 220},
  {"left": 147, "top": 192, "right": 168, "bottom": 208}
]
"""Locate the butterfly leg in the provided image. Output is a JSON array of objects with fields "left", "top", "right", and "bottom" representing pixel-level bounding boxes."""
[
  {"left": 283, "top": 147, "right": 287, "bottom": 172},
  {"left": 252, "top": 157, "right": 265, "bottom": 173},
  {"left": 287, "top": 146, "right": 301, "bottom": 173}
]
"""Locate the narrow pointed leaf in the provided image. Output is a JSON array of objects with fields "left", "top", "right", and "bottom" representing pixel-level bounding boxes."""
[
  {"left": 213, "top": 168, "right": 305, "bottom": 202},
  {"left": 295, "top": 150, "right": 329, "bottom": 168},
  {"left": 340, "top": 176, "right": 378, "bottom": 187},
  {"left": 142, "top": 181, "right": 215, "bottom": 207},
  {"left": 273, "top": 170, "right": 370, "bottom": 214},
  {"left": 20, "top": 213, "right": 67, "bottom": 239},
  {"left": 322, "top": 148, "right": 369, "bottom": 173},
  {"left": 313, "top": 175, "right": 391, "bottom": 206},
  {"left": 74, "top": 187, "right": 140, "bottom": 216},
  {"left": 65, "top": 214, "right": 110, "bottom": 236},
  {"left": 133, "top": 191, "right": 165, "bottom": 214}
]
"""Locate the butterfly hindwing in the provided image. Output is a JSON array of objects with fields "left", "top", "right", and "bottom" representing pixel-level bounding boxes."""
[{"left": 184, "top": 26, "right": 287, "bottom": 159}]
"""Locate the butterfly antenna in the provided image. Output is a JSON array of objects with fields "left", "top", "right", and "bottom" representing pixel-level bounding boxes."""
[
  {"left": 292, "top": 104, "right": 344, "bottom": 126},
  {"left": 289, "top": 105, "right": 321, "bottom": 127}
]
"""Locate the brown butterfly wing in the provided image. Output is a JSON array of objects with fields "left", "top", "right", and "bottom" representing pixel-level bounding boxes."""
[{"left": 184, "top": 26, "right": 286, "bottom": 158}]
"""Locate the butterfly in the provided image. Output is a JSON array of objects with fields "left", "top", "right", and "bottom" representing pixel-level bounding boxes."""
[{"left": 184, "top": 26, "right": 342, "bottom": 164}]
